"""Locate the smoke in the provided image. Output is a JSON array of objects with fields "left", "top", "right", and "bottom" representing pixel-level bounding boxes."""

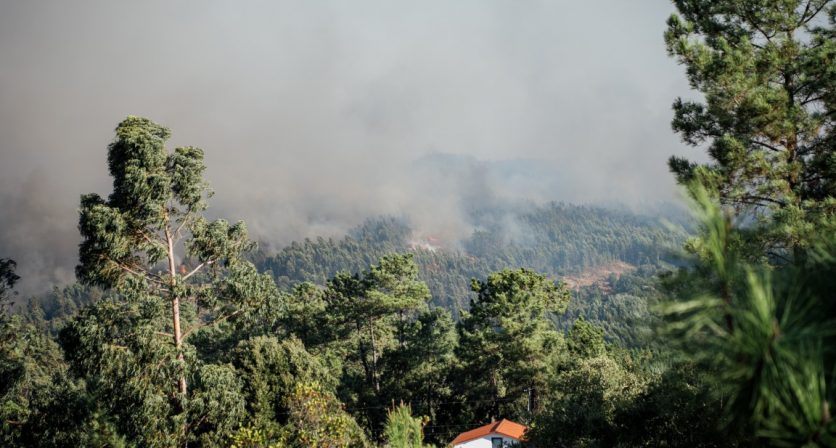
[
  {"left": 0, "top": 0, "right": 697, "bottom": 295},
  {"left": 0, "top": 173, "right": 78, "bottom": 297}
]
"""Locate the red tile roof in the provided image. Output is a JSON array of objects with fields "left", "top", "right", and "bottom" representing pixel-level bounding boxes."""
[{"left": 450, "top": 419, "right": 527, "bottom": 446}]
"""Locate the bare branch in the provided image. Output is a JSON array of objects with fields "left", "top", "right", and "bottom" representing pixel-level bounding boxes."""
[
  {"left": 798, "top": 0, "right": 813, "bottom": 27},
  {"left": 741, "top": 195, "right": 787, "bottom": 207},
  {"left": 174, "top": 213, "right": 193, "bottom": 241},
  {"left": 749, "top": 139, "right": 783, "bottom": 153},
  {"left": 801, "top": 94, "right": 825, "bottom": 106},
  {"left": 137, "top": 229, "right": 166, "bottom": 247},
  {"left": 767, "top": 250, "right": 791, "bottom": 264},
  {"left": 181, "top": 260, "right": 215, "bottom": 281},
  {"left": 799, "top": 0, "right": 828, "bottom": 26},
  {"left": 107, "top": 257, "right": 166, "bottom": 286},
  {"left": 743, "top": 9, "right": 775, "bottom": 45}
]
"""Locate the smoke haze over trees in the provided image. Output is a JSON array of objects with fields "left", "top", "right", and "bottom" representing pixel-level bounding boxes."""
[{"left": 0, "top": 0, "right": 695, "bottom": 294}]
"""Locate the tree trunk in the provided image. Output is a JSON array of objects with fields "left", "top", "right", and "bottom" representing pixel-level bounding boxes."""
[
  {"left": 166, "top": 227, "right": 188, "bottom": 397},
  {"left": 369, "top": 317, "right": 380, "bottom": 392},
  {"left": 172, "top": 296, "right": 187, "bottom": 396},
  {"left": 356, "top": 320, "right": 373, "bottom": 388}
]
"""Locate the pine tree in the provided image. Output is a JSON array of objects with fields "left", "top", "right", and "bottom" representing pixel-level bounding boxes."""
[
  {"left": 456, "top": 269, "right": 569, "bottom": 423},
  {"left": 663, "top": 2, "right": 836, "bottom": 443},
  {"left": 0, "top": 259, "right": 18, "bottom": 303},
  {"left": 383, "top": 403, "right": 428, "bottom": 448},
  {"left": 567, "top": 316, "right": 606, "bottom": 359},
  {"left": 663, "top": 185, "right": 836, "bottom": 444},
  {"left": 329, "top": 254, "right": 430, "bottom": 394},
  {"left": 328, "top": 253, "right": 431, "bottom": 436},
  {"left": 666, "top": 0, "right": 836, "bottom": 254}
]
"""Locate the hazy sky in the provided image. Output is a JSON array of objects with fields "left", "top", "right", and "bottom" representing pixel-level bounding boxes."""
[{"left": 0, "top": 0, "right": 698, "bottom": 293}]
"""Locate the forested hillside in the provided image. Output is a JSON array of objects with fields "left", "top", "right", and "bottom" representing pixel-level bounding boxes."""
[
  {"left": 261, "top": 204, "right": 684, "bottom": 315},
  {"left": 23, "top": 204, "right": 677, "bottom": 346}
]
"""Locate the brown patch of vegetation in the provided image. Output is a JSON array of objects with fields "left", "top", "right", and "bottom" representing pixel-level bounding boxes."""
[{"left": 561, "top": 261, "right": 635, "bottom": 292}]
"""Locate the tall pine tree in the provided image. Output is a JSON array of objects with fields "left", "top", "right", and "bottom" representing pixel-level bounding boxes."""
[{"left": 666, "top": 0, "right": 836, "bottom": 255}]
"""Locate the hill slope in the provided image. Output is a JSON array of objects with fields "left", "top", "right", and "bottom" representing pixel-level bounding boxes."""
[{"left": 259, "top": 203, "right": 686, "bottom": 326}]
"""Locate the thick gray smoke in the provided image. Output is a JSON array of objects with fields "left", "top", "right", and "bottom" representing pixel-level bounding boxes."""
[{"left": 0, "top": 0, "right": 697, "bottom": 295}]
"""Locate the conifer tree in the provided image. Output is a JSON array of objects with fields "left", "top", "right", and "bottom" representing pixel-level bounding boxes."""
[
  {"left": 383, "top": 403, "right": 428, "bottom": 448},
  {"left": 329, "top": 253, "right": 430, "bottom": 396},
  {"left": 327, "top": 253, "right": 431, "bottom": 437},
  {"left": 456, "top": 268, "right": 569, "bottom": 422},
  {"left": 666, "top": 0, "right": 836, "bottom": 254},
  {"left": 567, "top": 316, "right": 606, "bottom": 359},
  {"left": 663, "top": 185, "right": 836, "bottom": 444}
]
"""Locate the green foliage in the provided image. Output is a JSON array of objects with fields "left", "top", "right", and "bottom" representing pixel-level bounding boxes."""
[
  {"left": 612, "top": 363, "right": 732, "bottom": 447},
  {"left": 465, "top": 204, "right": 684, "bottom": 275},
  {"left": 665, "top": 0, "right": 836, "bottom": 253},
  {"left": 265, "top": 218, "right": 414, "bottom": 291},
  {"left": 567, "top": 317, "right": 606, "bottom": 359},
  {"left": 59, "top": 296, "right": 188, "bottom": 447},
  {"left": 22, "top": 283, "right": 107, "bottom": 335},
  {"left": 230, "top": 425, "right": 281, "bottom": 448},
  {"left": 232, "top": 336, "right": 337, "bottom": 430},
  {"left": 379, "top": 308, "right": 457, "bottom": 442},
  {"left": 528, "top": 318, "right": 668, "bottom": 448},
  {"left": 557, "top": 266, "right": 666, "bottom": 348},
  {"left": 661, "top": 186, "right": 836, "bottom": 445},
  {"left": 188, "top": 363, "right": 247, "bottom": 446},
  {"left": 282, "top": 282, "right": 330, "bottom": 347},
  {"left": 531, "top": 355, "right": 648, "bottom": 448},
  {"left": 327, "top": 254, "right": 434, "bottom": 437},
  {"left": 262, "top": 206, "right": 685, "bottom": 315},
  {"left": 1, "top": 260, "right": 125, "bottom": 447},
  {"left": 656, "top": 2, "right": 836, "bottom": 443},
  {"left": 383, "top": 403, "right": 429, "bottom": 448},
  {"left": 280, "top": 382, "right": 368, "bottom": 448},
  {"left": 457, "top": 269, "right": 569, "bottom": 423},
  {"left": 68, "top": 116, "right": 278, "bottom": 446}
]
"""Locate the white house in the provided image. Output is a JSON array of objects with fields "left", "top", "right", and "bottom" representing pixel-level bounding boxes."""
[{"left": 449, "top": 419, "right": 527, "bottom": 447}]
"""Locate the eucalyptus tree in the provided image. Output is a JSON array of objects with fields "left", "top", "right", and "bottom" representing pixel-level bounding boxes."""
[{"left": 68, "top": 116, "right": 276, "bottom": 445}]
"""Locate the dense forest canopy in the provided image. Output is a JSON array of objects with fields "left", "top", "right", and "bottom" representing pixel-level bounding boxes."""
[
  {"left": 1, "top": 1, "right": 835, "bottom": 447},
  {"left": 261, "top": 204, "right": 685, "bottom": 311}
]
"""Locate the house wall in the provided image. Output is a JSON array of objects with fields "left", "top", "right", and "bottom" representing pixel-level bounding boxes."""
[{"left": 453, "top": 433, "right": 519, "bottom": 448}]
